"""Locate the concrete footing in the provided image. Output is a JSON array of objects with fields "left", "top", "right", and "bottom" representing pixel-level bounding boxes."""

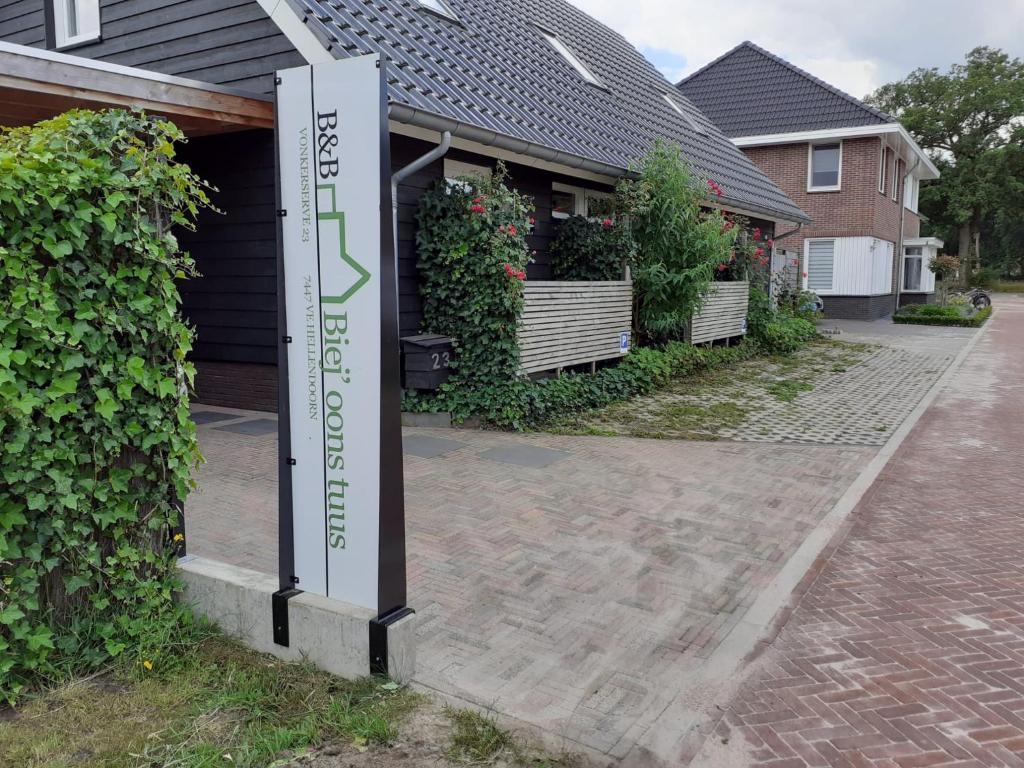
[{"left": 177, "top": 556, "right": 417, "bottom": 682}]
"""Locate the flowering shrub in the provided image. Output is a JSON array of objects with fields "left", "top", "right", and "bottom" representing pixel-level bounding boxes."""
[
  {"left": 410, "top": 163, "right": 533, "bottom": 421},
  {"left": 618, "top": 140, "right": 740, "bottom": 342},
  {"left": 548, "top": 214, "right": 636, "bottom": 281},
  {"left": 714, "top": 217, "right": 774, "bottom": 283},
  {"left": 0, "top": 110, "right": 211, "bottom": 703}
]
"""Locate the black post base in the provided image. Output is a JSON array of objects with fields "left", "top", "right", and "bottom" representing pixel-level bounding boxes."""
[
  {"left": 272, "top": 588, "right": 303, "bottom": 647},
  {"left": 369, "top": 605, "right": 415, "bottom": 677}
]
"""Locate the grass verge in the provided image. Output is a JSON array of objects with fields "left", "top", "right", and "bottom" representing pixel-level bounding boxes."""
[{"left": 0, "top": 633, "right": 418, "bottom": 768}]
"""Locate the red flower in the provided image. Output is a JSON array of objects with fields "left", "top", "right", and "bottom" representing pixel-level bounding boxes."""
[
  {"left": 503, "top": 263, "right": 515, "bottom": 276},
  {"left": 767, "top": 238, "right": 775, "bottom": 247},
  {"left": 528, "top": 217, "right": 536, "bottom": 226},
  {"left": 723, "top": 220, "right": 734, "bottom": 232},
  {"left": 717, "top": 263, "right": 727, "bottom": 272},
  {"left": 802, "top": 272, "right": 808, "bottom": 278},
  {"left": 754, "top": 247, "right": 765, "bottom": 257},
  {"left": 517, "top": 270, "right": 526, "bottom": 280},
  {"left": 471, "top": 204, "right": 486, "bottom": 214},
  {"left": 602, "top": 218, "right": 613, "bottom": 229},
  {"left": 498, "top": 224, "right": 506, "bottom": 233},
  {"left": 753, "top": 227, "right": 762, "bottom": 239},
  {"left": 508, "top": 224, "right": 518, "bottom": 236},
  {"left": 473, "top": 196, "right": 483, "bottom": 204}
]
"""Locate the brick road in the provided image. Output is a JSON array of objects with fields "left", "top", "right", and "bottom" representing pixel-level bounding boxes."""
[{"left": 695, "top": 295, "right": 1024, "bottom": 767}]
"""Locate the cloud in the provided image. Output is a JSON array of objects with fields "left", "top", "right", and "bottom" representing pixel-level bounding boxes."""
[{"left": 570, "top": 0, "right": 1024, "bottom": 98}]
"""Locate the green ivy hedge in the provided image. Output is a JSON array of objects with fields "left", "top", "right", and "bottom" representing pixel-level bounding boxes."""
[
  {"left": 0, "top": 110, "right": 211, "bottom": 703},
  {"left": 410, "top": 164, "right": 533, "bottom": 421},
  {"left": 893, "top": 304, "right": 992, "bottom": 327}
]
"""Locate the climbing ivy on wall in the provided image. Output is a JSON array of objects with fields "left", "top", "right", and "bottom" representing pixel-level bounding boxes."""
[
  {"left": 0, "top": 110, "right": 212, "bottom": 703},
  {"left": 409, "top": 163, "right": 534, "bottom": 424}
]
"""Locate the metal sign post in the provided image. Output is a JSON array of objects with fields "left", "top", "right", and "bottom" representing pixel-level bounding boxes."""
[{"left": 273, "top": 55, "right": 408, "bottom": 671}]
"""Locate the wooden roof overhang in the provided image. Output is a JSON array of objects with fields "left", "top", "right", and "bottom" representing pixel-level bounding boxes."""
[{"left": 0, "top": 42, "right": 273, "bottom": 136}]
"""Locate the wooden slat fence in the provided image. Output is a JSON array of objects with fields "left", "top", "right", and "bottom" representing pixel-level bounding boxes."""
[
  {"left": 689, "top": 281, "right": 749, "bottom": 344},
  {"left": 518, "top": 281, "right": 633, "bottom": 374}
]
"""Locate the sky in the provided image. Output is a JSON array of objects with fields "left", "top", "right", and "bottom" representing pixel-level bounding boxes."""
[{"left": 569, "top": 0, "right": 1024, "bottom": 99}]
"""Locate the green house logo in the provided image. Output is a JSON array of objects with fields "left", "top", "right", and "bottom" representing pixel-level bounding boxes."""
[{"left": 318, "top": 183, "right": 370, "bottom": 304}]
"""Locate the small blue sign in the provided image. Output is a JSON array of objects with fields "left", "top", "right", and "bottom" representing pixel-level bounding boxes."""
[{"left": 620, "top": 331, "right": 631, "bottom": 352}]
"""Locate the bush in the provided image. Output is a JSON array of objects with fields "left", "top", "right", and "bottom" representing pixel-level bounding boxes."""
[
  {"left": 0, "top": 110, "right": 211, "bottom": 703},
  {"left": 894, "top": 304, "right": 992, "bottom": 327},
  {"left": 970, "top": 267, "right": 1000, "bottom": 289},
  {"left": 415, "top": 163, "right": 533, "bottom": 390},
  {"left": 754, "top": 316, "right": 818, "bottom": 354},
  {"left": 619, "top": 140, "right": 739, "bottom": 342},
  {"left": 548, "top": 215, "right": 634, "bottom": 281}
]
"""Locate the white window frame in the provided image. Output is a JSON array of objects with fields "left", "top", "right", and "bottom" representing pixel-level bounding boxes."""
[
  {"left": 892, "top": 155, "right": 901, "bottom": 201},
  {"left": 904, "top": 176, "right": 919, "bottom": 213},
  {"left": 52, "top": 0, "right": 100, "bottom": 49},
  {"left": 807, "top": 141, "right": 842, "bottom": 192},
  {"left": 551, "top": 182, "right": 612, "bottom": 220},
  {"left": 903, "top": 247, "right": 924, "bottom": 292},
  {"left": 538, "top": 28, "right": 604, "bottom": 87},
  {"left": 662, "top": 93, "right": 708, "bottom": 136},
  {"left": 878, "top": 143, "right": 888, "bottom": 194},
  {"left": 803, "top": 237, "right": 836, "bottom": 293}
]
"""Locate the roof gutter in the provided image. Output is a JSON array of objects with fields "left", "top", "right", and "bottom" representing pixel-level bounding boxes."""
[{"left": 389, "top": 103, "right": 629, "bottom": 180}]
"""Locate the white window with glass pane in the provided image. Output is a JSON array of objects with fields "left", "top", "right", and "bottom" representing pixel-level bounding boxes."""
[
  {"left": 551, "top": 182, "right": 612, "bottom": 220},
  {"left": 53, "top": 0, "right": 100, "bottom": 48},
  {"left": 903, "top": 246, "right": 924, "bottom": 291},
  {"left": 805, "top": 239, "right": 835, "bottom": 292},
  {"left": 807, "top": 142, "right": 842, "bottom": 191}
]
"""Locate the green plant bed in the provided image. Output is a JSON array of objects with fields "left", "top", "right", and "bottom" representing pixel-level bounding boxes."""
[{"left": 893, "top": 303, "right": 992, "bottom": 327}]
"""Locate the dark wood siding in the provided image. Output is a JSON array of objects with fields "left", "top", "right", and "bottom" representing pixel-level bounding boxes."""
[
  {"left": 0, "top": 0, "right": 304, "bottom": 93},
  {"left": 178, "top": 129, "right": 278, "bottom": 366},
  {"left": 0, "top": 0, "right": 45, "bottom": 45}
]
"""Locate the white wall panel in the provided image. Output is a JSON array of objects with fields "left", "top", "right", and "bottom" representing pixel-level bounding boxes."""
[{"left": 804, "top": 237, "right": 893, "bottom": 296}]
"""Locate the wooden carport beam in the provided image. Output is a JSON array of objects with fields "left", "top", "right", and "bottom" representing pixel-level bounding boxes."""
[{"left": 0, "top": 41, "right": 273, "bottom": 135}]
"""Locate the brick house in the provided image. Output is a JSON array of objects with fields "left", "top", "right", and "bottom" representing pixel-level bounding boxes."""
[{"left": 678, "top": 41, "right": 942, "bottom": 319}]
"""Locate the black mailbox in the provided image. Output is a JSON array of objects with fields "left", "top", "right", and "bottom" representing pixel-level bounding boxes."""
[{"left": 400, "top": 334, "right": 456, "bottom": 390}]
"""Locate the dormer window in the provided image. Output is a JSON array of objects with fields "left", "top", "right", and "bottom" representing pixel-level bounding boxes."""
[
  {"left": 538, "top": 28, "right": 603, "bottom": 87},
  {"left": 416, "top": 0, "right": 458, "bottom": 21},
  {"left": 663, "top": 93, "right": 708, "bottom": 136},
  {"left": 52, "top": 0, "right": 100, "bottom": 49}
]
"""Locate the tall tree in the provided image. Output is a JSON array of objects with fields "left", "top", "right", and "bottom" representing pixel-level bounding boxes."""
[{"left": 868, "top": 47, "right": 1024, "bottom": 273}]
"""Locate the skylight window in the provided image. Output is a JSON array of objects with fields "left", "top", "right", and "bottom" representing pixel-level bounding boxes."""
[
  {"left": 663, "top": 93, "right": 708, "bottom": 136},
  {"left": 539, "top": 29, "right": 603, "bottom": 87},
  {"left": 416, "top": 0, "right": 457, "bottom": 21}
]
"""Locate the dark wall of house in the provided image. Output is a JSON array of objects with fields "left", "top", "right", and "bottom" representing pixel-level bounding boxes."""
[
  {"left": 0, "top": 0, "right": 304, "bottom": 93},
  {"left": 821, "top": 294, "right": 895, "bottom": 320},
  {"left": 899, "top": 292, "right": 934, "bottom": 307},
  {"left": 176, "top": 129, "right": 279, "bottom": 409}
]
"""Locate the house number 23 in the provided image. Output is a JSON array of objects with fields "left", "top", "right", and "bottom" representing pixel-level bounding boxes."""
[{"left": 431, "top": 351, "right": 451, "bottom": 370}]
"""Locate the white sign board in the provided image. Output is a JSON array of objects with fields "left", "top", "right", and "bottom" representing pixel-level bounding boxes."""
[{"left": 277, "top": 55, "right": 388, "bottom": 611}]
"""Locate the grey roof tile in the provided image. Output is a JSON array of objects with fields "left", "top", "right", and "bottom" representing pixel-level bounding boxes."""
[
  {"left": 677, "top": 41, "right": 894, "bottom": 138},
  {"left": 283, "top": 0, "right": 808, "bottom": 222}
]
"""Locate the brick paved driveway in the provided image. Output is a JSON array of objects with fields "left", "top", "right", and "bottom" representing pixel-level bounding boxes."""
[
  {"left": 187, "top": 420, "right": 871, "bottom": 758},
  {"left": 695, "top": 296, "right": 1024, "bottom": 767}
]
